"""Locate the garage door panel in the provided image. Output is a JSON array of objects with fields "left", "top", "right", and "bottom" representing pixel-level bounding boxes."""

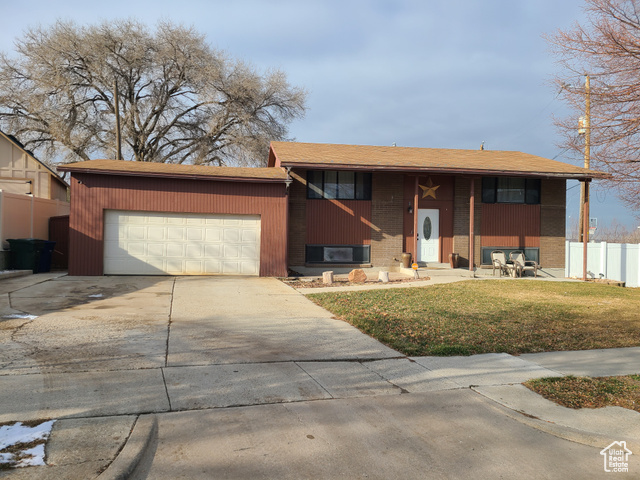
[
  {"left": 104, "top": 211, "right": 260, "bottom": 275},
  {"left": 148, "top": 244, "right": 165, "bottom": 256},
  {"left": 223, "top": 245, "right": 240, "bottom": 258},
  {"left": 187, "top": 228, "right": 204, "bottom": 241},
  {"left": 167, "top": 228, "right": 185, "bottom": 240},
  {"left": 166, "top": 244, "right": 185, "bottom": 257},
  {"left": 148, "top": 227, "right": 166, "bottom": 241},
  {"left": 205, "top": 229, "right": 222, "bottom": 242}
]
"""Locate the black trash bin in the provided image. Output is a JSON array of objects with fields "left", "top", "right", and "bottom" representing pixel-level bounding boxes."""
[
  {"left": 7, "top": 239, "right": 47, "bottom": 273},
  {"left": 38, "top": 241, "right": 56, "bottom": 273}
]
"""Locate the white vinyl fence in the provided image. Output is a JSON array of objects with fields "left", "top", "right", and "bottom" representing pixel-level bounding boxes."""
[{"left": 565, "top": 241, "right": 640, "bottom": 288}]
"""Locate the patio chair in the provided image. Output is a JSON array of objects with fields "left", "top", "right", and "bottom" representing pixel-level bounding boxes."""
[
  {"left": 491, "top": 250, "right": 514, "bottom": 277},
  {"left": 509, "top": 251, "right": 538, "bottom": 277}
]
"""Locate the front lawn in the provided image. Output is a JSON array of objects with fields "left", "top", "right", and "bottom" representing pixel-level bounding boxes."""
[{"left": 307, "top": 280, "right": 640, "bottom": 356}]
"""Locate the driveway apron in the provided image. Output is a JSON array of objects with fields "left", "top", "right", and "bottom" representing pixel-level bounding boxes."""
[{"left": 167, "top": 276, "right": 399, "bottom": 366}]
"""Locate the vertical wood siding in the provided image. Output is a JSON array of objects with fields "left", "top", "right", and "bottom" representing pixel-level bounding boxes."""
[
  {"left": 402, "top": 175, "right": 454, "bottom": 263},
  {"left": 481, "top": 203, "right": 541, "bottom": 247},
  {"left": 306, "top": 199, "right": 372, "bottom": 245},
  {"left": 68, "top": 173, "right": 288, "bottom": 276}
]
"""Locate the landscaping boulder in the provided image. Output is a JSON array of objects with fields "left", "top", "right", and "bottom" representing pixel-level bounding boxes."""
[
  {"left": 348, "top": 269, "right": 367, "bottom": 283},
  {"left": 322, "top": 271, "right": 334, "bottom": 285}
]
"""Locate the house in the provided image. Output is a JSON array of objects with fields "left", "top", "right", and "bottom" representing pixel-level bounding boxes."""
[
  {"left": 269, "top": 142, "right": 599, "bottom": 272},
  {"left": 0, "top": 130, "right": 68, "bottom": 200},
  {"left": 0, "top": 130, "right": 70, "bottom": 268},
  {"left": 58, "top": 142, "right": 601, "bottom": 277}
]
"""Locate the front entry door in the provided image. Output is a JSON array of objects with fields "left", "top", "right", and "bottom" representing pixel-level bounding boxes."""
[{"left": 417, "top": 209, "right": 439, "bottom": 263}]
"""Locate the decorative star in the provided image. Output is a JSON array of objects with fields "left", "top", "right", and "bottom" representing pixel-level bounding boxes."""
[{"left": 419, "top": 178, "right": 440, "bottom": 199}]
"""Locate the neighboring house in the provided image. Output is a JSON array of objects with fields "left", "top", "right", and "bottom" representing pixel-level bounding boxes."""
[
  {"left": 58, "top": 142, "right": 602, "bottom": 277},
  {"left": 0, "top": 131, "right": 70, "bottom": 268},
  {"left": 0, "top": 131, "right": 68, "bottom": 200}
]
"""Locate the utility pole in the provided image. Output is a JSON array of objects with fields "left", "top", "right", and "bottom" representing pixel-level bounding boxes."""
[
  {"left": 580, "top": 74, "right": 591, "bottom": 281},
  {"left": 578, "top": 74, "right": 590, "bottom": 242},
  {"left": 114, "top": 79, "right": 123, "bottom": 160}
]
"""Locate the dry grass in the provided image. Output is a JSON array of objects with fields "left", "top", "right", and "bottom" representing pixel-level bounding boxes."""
[
  {"left": 308, "top": 280, "right": 640, "bottom": 356},
  {"left": 525, "top": 375, "right": 640, "bottom": 412}
]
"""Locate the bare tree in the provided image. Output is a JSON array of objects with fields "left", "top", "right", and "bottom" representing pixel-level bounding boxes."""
[
  {"left": 0, "top": 20, "right": 306, "bottom": 166},
  {"left": 547, "top": 0, "right": 640, "bottom": 213}
]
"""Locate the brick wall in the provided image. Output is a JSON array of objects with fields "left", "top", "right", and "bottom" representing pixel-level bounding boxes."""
[
  {"left": 540, "top": 178, "right": 566, "bottom": 268},
  {"left": 452, "top": 177, "right": 482, "bottom": 268},
  {"left": 371, "top": 173, "right": 404, "bottom": 267},
  {"left": 288, "top": 169, "right": 307, "bottom": 266}
]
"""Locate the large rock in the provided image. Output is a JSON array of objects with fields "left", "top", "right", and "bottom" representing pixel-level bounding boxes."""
[{"left": 348, "top": 269, "right": 367, "bottom": 283}]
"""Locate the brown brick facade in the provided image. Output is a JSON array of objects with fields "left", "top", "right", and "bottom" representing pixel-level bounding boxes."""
[
  {"left": 371, "top": 173, "right": 404, "bottom": 267},
  {"left": 288, "top": 169, "right": 307, "bottom": 266},
  {"left": 288, "top": 171, "right": 566, "bottom": 271},
  {"left": 540, "top": 178, "right": 566, "bottom": 268}
]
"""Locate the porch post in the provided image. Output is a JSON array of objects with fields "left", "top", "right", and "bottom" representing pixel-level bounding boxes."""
[
  {"left": 582, "top": 179, "right": 590, "bottom": 281},
  {"left": 413, "top": 176, "right": 419, "bottom": 263},
  {"left": 469, "top": 177, "right": 475, "bottom": 271}
]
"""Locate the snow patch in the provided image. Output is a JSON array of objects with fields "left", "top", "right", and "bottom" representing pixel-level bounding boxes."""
[
  {"left": 0, "top": 420, "right": 55, "bottom": 468},
  {"left": 87, "top": 294, "right": 103, "bottom": 298},
  {"left": 0, "top": 314, "right": 37, "bottom": 320}
]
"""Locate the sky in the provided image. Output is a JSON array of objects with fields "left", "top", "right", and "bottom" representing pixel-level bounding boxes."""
[{"left": 0, "top": 0, "right": 637, "bottom": 228}]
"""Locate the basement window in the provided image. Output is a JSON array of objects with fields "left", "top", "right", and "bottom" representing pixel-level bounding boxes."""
[
  {"left": 307, "top": 170, "right": 372, "bottom": 200},
  {"left": 306, "top": 245, "right": 371, "bottom": 264}
]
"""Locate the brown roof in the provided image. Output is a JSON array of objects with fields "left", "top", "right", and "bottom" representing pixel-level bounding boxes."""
[
  {"left": 57, "top": 159, "right": 288, "bottom": 182},
  {"left": 269, "top": 142, "right": 604, "bottom": 179}
]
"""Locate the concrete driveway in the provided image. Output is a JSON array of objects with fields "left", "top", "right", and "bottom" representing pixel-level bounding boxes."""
[{"left": 1, "top": 275, "right": 398, "bottom": 377}]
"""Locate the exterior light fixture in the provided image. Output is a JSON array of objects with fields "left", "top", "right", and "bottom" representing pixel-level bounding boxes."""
[{"left": 407, "top": 203, "right": 413, "bottom": 214}]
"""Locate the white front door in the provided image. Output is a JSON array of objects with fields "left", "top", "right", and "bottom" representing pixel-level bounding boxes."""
[{"left": 417, "top": 209, "right": 439, "bottom": 263}]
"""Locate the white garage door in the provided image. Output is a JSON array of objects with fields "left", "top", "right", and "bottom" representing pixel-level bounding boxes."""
[{"left": 104, "top": 210, "right": 261, "bottom": 275}]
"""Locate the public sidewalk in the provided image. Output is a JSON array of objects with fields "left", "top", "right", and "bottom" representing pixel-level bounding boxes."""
[{"left": 1, "top": 347, "right": 637, "bottom": 479}]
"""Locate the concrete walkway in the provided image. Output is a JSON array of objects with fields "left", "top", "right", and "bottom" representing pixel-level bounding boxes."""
[{"left": 0, "top": 274, "right": 637, "bottom": 478}]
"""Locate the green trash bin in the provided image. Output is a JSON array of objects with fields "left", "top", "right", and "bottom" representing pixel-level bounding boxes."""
[{"left": 7, "top": 239, "right": 47, "bottom": 273}]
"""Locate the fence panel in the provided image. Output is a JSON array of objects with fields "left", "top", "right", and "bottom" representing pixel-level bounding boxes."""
[
  {"left": 0, "top": 191, "right": 70, "bottom": 249},
  {"left": 565, "top": 241, "right": 640, "bottom": 287}
]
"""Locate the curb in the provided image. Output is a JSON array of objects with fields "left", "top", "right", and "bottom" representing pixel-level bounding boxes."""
[
  {"left": 97, "top": 414, "right": 158, "bottom": 480},
  {"left": 477, "top": 390, "right": 640, "bottom": 453}
]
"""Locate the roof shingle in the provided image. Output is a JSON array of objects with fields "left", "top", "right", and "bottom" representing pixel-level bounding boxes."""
[
  {"left": 57, "top": 159, "right": 288, "bottom": 181},
  {"left": 269, "top": 142, "right": 604, "bottom": 179}
]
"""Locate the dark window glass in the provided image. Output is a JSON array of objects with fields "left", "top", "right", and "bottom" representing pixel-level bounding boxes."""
[
  {"left": 482, "top": 176, "right": 541, "bottom": 205},
  {"left": 525, "top": 179, "right": 541, "bottom": 204},
  {"left": 307, "top": 171, "right": 323, "bottom": 199},
  {"left": 324, "top": 171, "right": 338, "bottom": 199},
  {"left": 356, "top": 173, "right": 372, "bottom": 199},
  {"left": 305, "top": 245, "right": 371, "bottom": 263},
  {"left": 306, "top": 170, "right": 372, "bottom": 200},
  {"left": 482, "top": 177, "right": 497, "bottom": 203},
  {"left": 497, "top": 177, "right": 525, "bottom": 203},
  {"left": 338, "top": 171, "right": 355, "bottom": 199}
]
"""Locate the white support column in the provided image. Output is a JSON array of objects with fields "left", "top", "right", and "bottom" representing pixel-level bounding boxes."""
[
  {"left": 599, "top": 242, "right": 607, "bottom": 279},
  {"left": 29, "top": 194, "right": 34, "bottom": 238},
  {"left": 637, "top": 244, "right": 640, "bottom": 288},
  {"left": 565, "top": 240, "right": 570, "bottom": 278}
]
